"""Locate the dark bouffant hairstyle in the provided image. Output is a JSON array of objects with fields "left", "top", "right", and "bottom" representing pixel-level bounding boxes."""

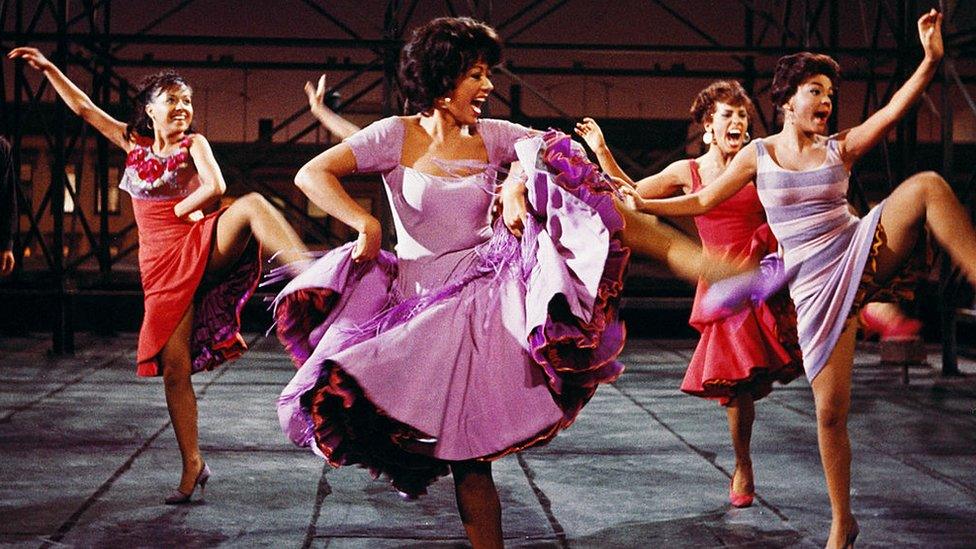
[
  {"left": 689, "top": 80, "right": 756, "bottom": 126},
  {"left": 125, "top": 70, "right": 195, "bottom": 140},
  {"left": 398, "top": 17, "right": 502, "bottom": 114},
  {"left": 770, "top": 52, "right": 841, "bottom": 107}
]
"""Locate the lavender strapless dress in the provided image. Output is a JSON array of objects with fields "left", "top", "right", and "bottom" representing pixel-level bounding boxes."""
[{"left": 274, "top": 117, "right": 629, "bottom": 497}]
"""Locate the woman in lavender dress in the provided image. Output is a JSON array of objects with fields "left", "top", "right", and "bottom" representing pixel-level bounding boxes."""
[
  {"left": 274, "top": 17, "right": 627, "bottom": 547},
  {"left": 624, "top": 11, "right": 976, "bottom": 548}
]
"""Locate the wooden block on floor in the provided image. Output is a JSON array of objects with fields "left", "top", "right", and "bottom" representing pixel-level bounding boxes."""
[{"left": 879, "top": 337, "right": 926, "bottom": 364}]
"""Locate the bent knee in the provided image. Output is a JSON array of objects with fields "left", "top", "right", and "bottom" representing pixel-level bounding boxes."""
[
  {"left": 904, "top": 170, "right": 950, "bottom": 195},
  {"left": 239, "top": 192, "right": 270, "bottom": 209}
]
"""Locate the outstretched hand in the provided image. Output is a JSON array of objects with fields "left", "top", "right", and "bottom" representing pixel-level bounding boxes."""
[
  {"left": 918, "top": 9, "right": 943, "bottom": 62},
  {"left": 574, "top": 117, "right": 607, "bottom": 152},
  {"left": 7, "top": 47, "right": 55, "bottom": 72},
  {"left": 305, "top": 74, "right": 329, "bottom": 113},
  {"left": 617, "top": 184, "right": 645, "bottom": 212}
]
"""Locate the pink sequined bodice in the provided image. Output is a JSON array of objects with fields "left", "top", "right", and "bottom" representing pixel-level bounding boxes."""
[{"left": 119, "top": 135, "right": 198, "bottom": 200}]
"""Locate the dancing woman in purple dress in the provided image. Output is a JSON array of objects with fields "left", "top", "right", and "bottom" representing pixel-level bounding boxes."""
[
  {"left": 274, "top": 17, "right": 628, "bottom": 547},
  {"left": 624, "top": 11, "right": 975, "bottom": 548}
]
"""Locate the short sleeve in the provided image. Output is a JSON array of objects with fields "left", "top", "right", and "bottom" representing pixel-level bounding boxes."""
[
  {"left": 478, "top": 119, "right": 533, "bottom": 166},
  {"left": 344, "top": 116, "right": 404, "bottom": 174}
]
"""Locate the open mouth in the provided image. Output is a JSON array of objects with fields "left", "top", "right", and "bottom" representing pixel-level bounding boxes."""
[
  {"left": 725, "top": 128, "right": 744, "bottom": 146},
  {"left": 471, "top": 97, "right": 487, "bottom": 116},
  {"left": 813, "top": 110, "right": 830, "bottom": 123}
]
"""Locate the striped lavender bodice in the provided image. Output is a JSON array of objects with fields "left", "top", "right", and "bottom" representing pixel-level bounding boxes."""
[{"left": 754, "top": 138, "right": 884, "bottom": 380}]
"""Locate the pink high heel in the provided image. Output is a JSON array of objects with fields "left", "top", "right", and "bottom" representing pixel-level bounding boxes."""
[
  {"left": 859, "top": 306, "right": 921, "bottom": 341},
  {"left": 728, "top": 478, "right": 754, "bottom": 508},
  {"left": 164, "top": 462, "right": 211, "bottom": 505}
]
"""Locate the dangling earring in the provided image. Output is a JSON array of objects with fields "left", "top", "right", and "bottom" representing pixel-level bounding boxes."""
[
  {"left": 701, "top": 130, "right": 713, "bottom": 145},
  {"left": 743, "top": 131, "right": 751, "bottom": 143}
]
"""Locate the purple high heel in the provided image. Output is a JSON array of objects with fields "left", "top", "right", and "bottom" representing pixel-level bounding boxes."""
[
  {"left": 164, "top": 462, "right": 211, "bottom": 505},
  {"left": 701, "top": 253, "right": 790, "bottom": 315}
]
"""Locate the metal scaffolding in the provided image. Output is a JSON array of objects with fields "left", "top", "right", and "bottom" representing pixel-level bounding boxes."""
[{"left": 1, "top": 0, "right": 974, "bottom": 368}]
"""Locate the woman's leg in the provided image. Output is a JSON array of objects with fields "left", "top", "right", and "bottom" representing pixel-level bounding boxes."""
[
  {"left": 159, "top": 304, "right": 205, "bottom": 495},
  {"left": 811, "top": 319, "right": 859, "bottom": 549},
  {"left": 450, "top": 460, "right": 503, "bottom": 549},
  {"left": 208, "top": 192, "right": 309, "bottom": 274},
  {"left": 618, "top": 206, "right": 745, "bottom": 283},
  {"left": 727, "top": 392, "right": 756, "bottom": 496},
  {"left": 874, "top": 171, "right": 976, "bottom": 284}
]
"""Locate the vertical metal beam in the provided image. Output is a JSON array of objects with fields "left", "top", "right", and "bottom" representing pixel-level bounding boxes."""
[
  {"left": 828, "top": 0, "right": 839, "bottom": 135},
  {"left": 894, "top": 0, "right": 918, "bottom": 183},
  {"left": 940, "top": 52, "right": 960, "bottom": 376},
  {"left": 382, "top": 0, "right": 401, "bottom": 117},
  {"left": 96, "top": 0, "right": 112, "bottom": 279},
  {"left": 51, "top": 0, "right": 73, "bottom": 354}
]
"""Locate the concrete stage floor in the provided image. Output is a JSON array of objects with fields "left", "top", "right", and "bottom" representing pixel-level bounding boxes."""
[{"left": 1, "top": 333, "right": 974, "bottom": 548}]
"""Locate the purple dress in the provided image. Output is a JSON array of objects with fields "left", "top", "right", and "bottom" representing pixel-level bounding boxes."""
[
  {"left": 274, "top": 117, "right": 629, "bottom": 496},
  {"left": 754, "top": 138, "right": 883, "bottom": 380}
]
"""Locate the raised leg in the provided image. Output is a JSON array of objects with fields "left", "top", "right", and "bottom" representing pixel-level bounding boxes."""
[
  {"left": 811, "top": 319, "right": 859, "bottom": 549},
  {"left": 617, "top": 205, "right": 746, "bottom": 283},
  {"left": 874, "top": 171, "right": 976, "bottom": 285},
  {"left": 450, "top": 460, "right": 503, "bottom": 549},
  {"left": 159, "top": 304, "right": 205, "bottom": 496},
  {"left": 727, "top": 392, "right": 756, "bottom": 497},
  {"left": 208, "top": 192, "right": 309, "bottom": 275}
]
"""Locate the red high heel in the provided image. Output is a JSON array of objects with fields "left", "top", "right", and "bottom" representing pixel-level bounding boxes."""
[
  {"left": 728, "top": 470, "right": 754, "bottom": 508},
  {"left": 859, "top": 306, "right": 921, "bottom": 341},
  {"left": 729, "top": 480, "right": 754, "bottom": 508}
]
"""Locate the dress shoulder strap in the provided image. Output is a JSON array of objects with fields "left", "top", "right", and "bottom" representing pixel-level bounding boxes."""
[{"left": 688, "top": 159, "right": 703, "bottom": 192}]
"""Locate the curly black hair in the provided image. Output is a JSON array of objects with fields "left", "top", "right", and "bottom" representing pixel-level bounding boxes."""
[
  {"left": 770, "top": 52, "right": 841, "bottom": 107},
  {"left": 398, "top": 17, "right": 502, "bottom": 115},
  {"left": 689, "top": 80, "right": 756, "bottom": 127},
  {"left": 124, "top": 70, "right": 195, "bottom": 140}
]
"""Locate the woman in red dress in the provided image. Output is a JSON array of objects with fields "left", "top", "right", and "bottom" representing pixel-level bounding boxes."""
[
  {"left": 9, "top": 47, "right": 310, "bottom": 504},
  {"left": 576, "top": 81, "right": 803, "bottom": 507}
]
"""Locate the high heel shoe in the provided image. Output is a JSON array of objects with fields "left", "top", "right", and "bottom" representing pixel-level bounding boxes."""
[
  {"left": 728, "top": 478, "right": 754, "bottom": 508},
  {"left": 841, "top": 517, "right": 860, "bottom": 548},
  {"left": 164, "top": 462, "right": 211, "bottom": 505},
  {"left": 702, "top": 253, "right": 791, "bottom": 315},
  {"left": 860, "top": 306, "right": 921, "bottom": 341}
]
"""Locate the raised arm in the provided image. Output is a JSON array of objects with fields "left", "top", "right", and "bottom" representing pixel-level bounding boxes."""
[
  {"left": 576, "top": 117, "right": 687, "bottom": 198},
  {"left": 295, "top": 142, "right": 380, "bottom": 262},
  {"left": 838, "top": 9, "right": 943, "bottom": 164},
  {"left": 7, "top": 47, "right": 129, "bottom": 151},
  {"left": 173, "top": 135, "right": 226, "bottom": 219},
  {"left": 305, "top": 75, "right": 361, "bottom": 141},
  {"left": 625, "top": 143, "right": 757, "bottom": 217},
  {"left": 575, "top": 117, "right": 633, "bottom": 184}
]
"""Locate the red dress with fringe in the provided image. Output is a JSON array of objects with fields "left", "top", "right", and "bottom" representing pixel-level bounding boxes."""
[
  {"left": 120, "top": 136, "right": 261, "bottom": 377},
  {"left": 681, "top": 160, "right": 802, "bottom": 405}
]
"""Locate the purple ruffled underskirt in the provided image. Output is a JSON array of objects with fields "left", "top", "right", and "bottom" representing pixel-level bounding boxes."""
[{"left": 273, "top": 130, "right": 631, "bottom": 497}]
